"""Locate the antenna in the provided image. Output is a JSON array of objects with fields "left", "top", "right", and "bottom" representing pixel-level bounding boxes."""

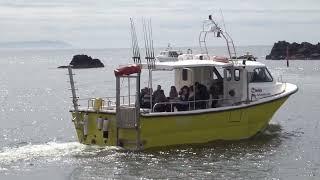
[
  {"left": 142, "top": 17, "right": 156, "bottom": 111},
  {"left": 130, "top": 18, "right": 141, "bottom": 64},
  {"left": 149, "top": 18, "right": 155, "bottom": 60},
  {"left": 199, "top": 14, "right": 237, "bottom": 61},
  {"left": 142, "top": 18, "right": 155, "bottom": 69},
  {"left": 219, "top": 9, "right": 227, "bottom": 34}
]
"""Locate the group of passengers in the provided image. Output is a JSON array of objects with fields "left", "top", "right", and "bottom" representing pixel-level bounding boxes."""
[{"left": 140, "top": 82, "right": 222, "bottom": 112}]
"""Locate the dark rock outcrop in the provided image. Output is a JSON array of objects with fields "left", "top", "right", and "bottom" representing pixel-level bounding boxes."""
[
  {"left": 58, "top": 54, "right": 104, "bottom": 68},
  {"left": 266, "top": 41, "right": 320, "bottom": 60}
]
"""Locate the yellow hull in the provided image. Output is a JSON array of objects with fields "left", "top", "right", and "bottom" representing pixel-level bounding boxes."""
[{"left": 72, "top": 96, "right": 288, "bottom": 150}]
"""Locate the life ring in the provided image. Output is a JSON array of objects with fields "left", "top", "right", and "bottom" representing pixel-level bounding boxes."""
[{"left": 114, "top": 64, "right": 141, "bottom": 76}]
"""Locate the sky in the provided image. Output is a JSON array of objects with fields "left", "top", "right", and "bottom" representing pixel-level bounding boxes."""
[{"left": 0, "top": 0, "right": 320, "bottom": 48}]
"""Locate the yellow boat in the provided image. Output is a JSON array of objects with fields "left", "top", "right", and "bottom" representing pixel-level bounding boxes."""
[{"left": 66, "top": 16, "right": 298, "bottom": 150}]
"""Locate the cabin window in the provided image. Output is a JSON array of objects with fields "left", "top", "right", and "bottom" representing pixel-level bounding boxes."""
[
  {"left": 250, "top": 67, "right": 273, "bottom": 82},
  {"left": 226, "top": 69, "right": 232, "bottom": 81},
  {"left": 168, "top": 51, "right": 178, "bottom": 58},
  {"left": 172, "top": 51, "right": 179, "bottom": 57},
  {"left": 182, "top": 69, "right": 188, "bottom": 81},
  {"left": 213, "top": 67, "right": 223, "bottom": 80},
  {"left": 234, "top": 69, "right": 240, "bottom": 81}
]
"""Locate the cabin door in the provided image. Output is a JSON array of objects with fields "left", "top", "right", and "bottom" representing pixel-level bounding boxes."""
[{"left": 223, "top": 67, "right": 246, "bottom": 105}]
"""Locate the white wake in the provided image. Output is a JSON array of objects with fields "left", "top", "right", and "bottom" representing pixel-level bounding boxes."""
[{"left": 0, "top": 142, "right": 88, "bottom": 164}]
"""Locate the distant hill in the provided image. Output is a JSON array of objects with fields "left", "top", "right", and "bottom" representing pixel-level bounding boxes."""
[{"left": 0, "top": 40, "right": 72, "bottom": 49}]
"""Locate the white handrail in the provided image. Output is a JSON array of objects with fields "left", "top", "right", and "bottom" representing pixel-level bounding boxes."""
[
  {"left": 77, "top": 95, "right": 137, "bottom": 109},
  {"left": 152, "top": 97, "right": 241, "bottom": 112},
  {"left": 153, "top": 89, "right": 288, "bottom": 113}
]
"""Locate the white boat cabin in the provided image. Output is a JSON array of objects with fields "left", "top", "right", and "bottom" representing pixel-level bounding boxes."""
[{"left": 140, "top": 56, "right": 284, "bottom": 112}]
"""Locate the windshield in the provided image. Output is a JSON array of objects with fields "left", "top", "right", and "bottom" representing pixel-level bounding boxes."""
[
  {"left": 169, "top": 51, "right": 179, "bottom": 57},
  {"left": 250, "top": 67, "right": 273, "bottom": 82}
]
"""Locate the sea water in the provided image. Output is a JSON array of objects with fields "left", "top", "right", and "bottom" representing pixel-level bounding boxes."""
[{"left": 0, "top": 47, "right": 319, "bottom": 179}]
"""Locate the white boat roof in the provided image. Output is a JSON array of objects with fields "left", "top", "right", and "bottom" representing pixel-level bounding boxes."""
[
  {"left": 160, "top": 49, "right": 179, "bottom": 52},
  {"left": 140, "top": 59, "right": 266, "bottom": 71},
  {"left": 141, "top": 60, "right": 232, "bottom": 71}
]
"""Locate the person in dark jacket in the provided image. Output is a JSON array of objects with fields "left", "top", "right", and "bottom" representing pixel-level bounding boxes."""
[
  {"left": 195, "top": 82, "right": 209, "bottom": 109},
  {"left": 154, "top": 90, "right": 168, "bottom": 112},
  {"left": 141, "top": 87, "right": 152, "bottom": 108},
  {"left": 153, "top": 85, "right": 162, "bottom": 100},
  {"left": 177, "top": 86, "right": 189, "bottom": 111},
  {"left": 209, "top": 84, "right": 219, "bottom": 108}
]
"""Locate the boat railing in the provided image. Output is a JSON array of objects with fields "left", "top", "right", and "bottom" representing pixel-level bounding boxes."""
[
  {"left": 77, "top": 95, "right": 136, "bottom": 110},
  {"left": 152, "top": 97, "right": 242, "bottom": 113},
  {"left": 153, "top": 85, "right": 289, "bottom": 113}
]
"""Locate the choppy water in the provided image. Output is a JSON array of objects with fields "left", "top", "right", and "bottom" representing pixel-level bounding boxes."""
[{"left": 0, "top": 47, "right": 320, "bottom": 179}]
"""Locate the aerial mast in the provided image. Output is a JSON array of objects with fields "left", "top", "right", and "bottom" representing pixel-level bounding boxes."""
[{"left": 199, "top": 14, "right": 237, "bottom": 62}]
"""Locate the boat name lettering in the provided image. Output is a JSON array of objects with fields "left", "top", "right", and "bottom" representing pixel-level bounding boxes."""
[
  {"left": 251, "top": 87, "right": 262, "bottom": 93},
  {"left": 251, "top": 87, "right": 271, "bottom": 97}
]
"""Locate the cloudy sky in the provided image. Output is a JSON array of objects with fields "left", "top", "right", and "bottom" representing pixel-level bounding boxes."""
[{"left": 0, "top": 0, "right": 320, "bottom": 48}]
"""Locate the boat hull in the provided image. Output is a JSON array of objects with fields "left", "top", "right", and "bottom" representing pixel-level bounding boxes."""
[{"left": 71, "top": 95, "right": 288, "bottom": 150}]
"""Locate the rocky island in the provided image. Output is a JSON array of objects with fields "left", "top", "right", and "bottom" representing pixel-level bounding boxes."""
[
  {"left": 58, "top": 54, "right": 104, "bottom": 68},
  {"left": 266, "top": 41, "right": 320, "bottom": 60}
]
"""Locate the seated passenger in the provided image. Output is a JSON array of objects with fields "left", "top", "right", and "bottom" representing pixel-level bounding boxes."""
[
  {"left": 195, "top": 82, "right": 209, "bottom": 109},
  {"left": 168, "top": 86, "right": 179, "bottom": 112},
  {"left": 141, "top": 88, "right": 152, "bottom": 108},
  {"left": 140, "top": 87, "right": 146, "bottom": 107},
  {"left": 179, "top": 85, "right": 189, "bottom": 95},
  {"left": 194, "top": 85, "right": 203, "bottom": 109},
  {"left": 188, "top": 86, "right": 196, "bottom": 110},
  {"left": 209, "top": 84, "right": 219, "bottom": 108},
  {"left": 153, "top": 85, "right": 162, "bottom": 100},
  {"left": 180, "top": 86, "right": 189, "bottom": 100},
  {"left": 169, "top": 86, "right": 178, "bottom": 100},
  {"left": 188, "top": 86, "right": 194, "bottom": 100},
  {"left": 258, "top": 69, "right": 267, "bottom": 81},
  {"left": 251, "top": 71, "right": 260, "bottom": 82},
  {"left": 154, "top": 90, "right": 168, "bottom": 112},
  {"left": 177, "top": 86, "right": 189, "bottom": 111}
]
